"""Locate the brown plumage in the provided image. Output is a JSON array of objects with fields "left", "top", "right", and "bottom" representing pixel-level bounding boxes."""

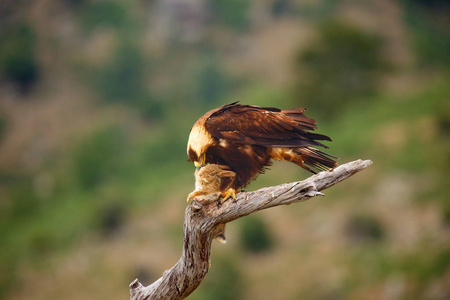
[{"left": 187, "top": 102, "right": 337, "bottom": 191}]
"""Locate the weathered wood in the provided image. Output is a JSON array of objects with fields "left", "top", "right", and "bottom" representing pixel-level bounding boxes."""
[{"left": 129, "top": 159, "right": 372, "bottom": 300}]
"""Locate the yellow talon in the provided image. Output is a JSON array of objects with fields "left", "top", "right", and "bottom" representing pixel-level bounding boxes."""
[{"left": 220, "top": 188, "right": 236, "bottom": 203}]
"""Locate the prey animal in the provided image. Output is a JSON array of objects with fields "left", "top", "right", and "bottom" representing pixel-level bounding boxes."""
[{"left": 187, "top": 164, "right": 236, "bottom": 243}]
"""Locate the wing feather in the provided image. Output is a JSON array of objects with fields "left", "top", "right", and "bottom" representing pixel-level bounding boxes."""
[{"left": 205, "top": 103, "right": 331, "bottom": 149}]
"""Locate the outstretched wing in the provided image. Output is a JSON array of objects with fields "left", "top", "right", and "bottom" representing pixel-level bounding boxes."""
[{"left": 205, "top": 103, "right": 331, "bottom": 148}]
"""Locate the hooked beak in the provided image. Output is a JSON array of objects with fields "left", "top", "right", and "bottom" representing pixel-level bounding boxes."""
[{"left": 194, "top": 155, "right": 206, "bottom": 170}]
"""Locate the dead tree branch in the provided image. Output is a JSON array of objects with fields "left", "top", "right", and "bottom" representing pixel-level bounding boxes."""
[{"left": 129, "top": 159, "right": 372, "bottom": 300}]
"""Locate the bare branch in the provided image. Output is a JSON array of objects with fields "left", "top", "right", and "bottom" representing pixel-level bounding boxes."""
[{"left": 130, "top": 159, "right": 372, "bottom": 300}]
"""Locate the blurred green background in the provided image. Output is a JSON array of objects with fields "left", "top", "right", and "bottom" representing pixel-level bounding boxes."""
[{"left": 0, "top": 0, "right": 449, "bottom": 299}]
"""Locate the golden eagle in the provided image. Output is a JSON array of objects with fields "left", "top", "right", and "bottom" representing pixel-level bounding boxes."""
[{"left": 187, "top": 102, "right": 337, "bottom": 198}]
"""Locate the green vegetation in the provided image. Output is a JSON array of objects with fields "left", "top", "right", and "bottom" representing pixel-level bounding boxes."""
[
  {"left": 194, "top": 256, "right": 244, "bottom": 300},
  {"left": 239, "top": 215, "right": 274, "bottom": 253},
  {"left": 0, "top": 112, "right": 6, "bottom": 144},
  {"left": 0, "top": 24, "right": 39, "bottom": 92},
  {"left": 208, "top": 0, "right": 251, "bottom": 30},
  {"left": 71, "top": 126, "right": 126, "bottom": 190},
  {"left": 91, "top": 43, "right": 149, "bottom": 104},
  {"left": 399, "top": 247, "right": 450, "bottom": 282},
  {"left": 402, "top": 0, "right": 450, "bottom": 66},
  {"left": 294, "top": 21, "right": 388, "bottom": 119},
  {"left": 76, "top": 0, "right": 135, "bottom": 33},
  {"left": 344, "top": 214, "right": 385, "bottom": 244},
  {"left": 74, "top": 0, "right": 162, "bottom": 119},
  {"left": 193, "top": 55, "right": 231, "bottom": 105},
  {"left": 297, "top": 0, "right": 338, "bottom": 20},
  {"left": 323, "top": 77, "right": 450, "bottom": 176}
]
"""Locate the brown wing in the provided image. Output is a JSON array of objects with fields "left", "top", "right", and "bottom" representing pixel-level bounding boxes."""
[{"left": 205, "top": 103, "right": 332, "bottom": 148}]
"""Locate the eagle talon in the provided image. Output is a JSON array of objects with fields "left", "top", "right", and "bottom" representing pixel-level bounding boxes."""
[{"left": 220, "top": 188, "right": 237, "bottom": 204}]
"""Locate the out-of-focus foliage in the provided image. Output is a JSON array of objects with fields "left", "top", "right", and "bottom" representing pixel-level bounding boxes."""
[
  {"left": 79, "top": 1, "right": 131, "bottom": 31},
  {"left": 193, "top": 54, "right": 231, "bottom": 105},
  {"left": 431, "top": 94, "right": 450, "bottom": 223},
  {"left": 72, "top": 0, "right": 163, "bottom": 118},
  {"left": 208, "top": 0, "right": 251, "bottom": 30},
  {"left": 96, "top": 200, "right": 128, "bottom": 238},
  {"left": 239, "top": 215, "right": 274, "bottom": 253},
  {"left": 71, "top": 126, "right": 125, "bottom": 190},
  {"left": 194, "top": 256, "right": 244, "bottom": 300},
  {"left": 0, "top": 112, "right": 6, "bottom": 141},
  {"left": 402, "top": 0, "right": 450, "bottom": 66},
  {"left": 344, "top": 213, "right": 385, "bottom": 244},
  {"left": 294, "top": 21, "right": 388, "bottom": 119},
  {"left": 297, "top": 0, "right": 338, "bottom": 20},
  {"left": 88, "top": 43, "right": 162, "bottom": 118},
  {"left": 0, "top": 24, "right": 39, "bottom": 92}
]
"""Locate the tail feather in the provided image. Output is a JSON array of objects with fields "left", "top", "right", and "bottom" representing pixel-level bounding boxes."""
[
  {"left": 293, "top": 147, "right": 338, "bottom": 173},
  {"left": 269, "top": 146, "right": 338, "bottom": 174}
]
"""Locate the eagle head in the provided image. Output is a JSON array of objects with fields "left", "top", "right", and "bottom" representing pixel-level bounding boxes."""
[{"left": 187, "top": 121, "right": 213, "bottom": 169}]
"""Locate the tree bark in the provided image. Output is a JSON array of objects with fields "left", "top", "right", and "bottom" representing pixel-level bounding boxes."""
[{"left": 130, "top": 159, "right": 372, "bottom": 300}]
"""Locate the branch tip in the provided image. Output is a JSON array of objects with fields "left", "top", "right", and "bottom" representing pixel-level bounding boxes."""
[
  {"left": 190, "top": 201, "right": 202, "bottom": 211},
  {"left": 130, "top": 279, "right": 143, "bottom": 290}
]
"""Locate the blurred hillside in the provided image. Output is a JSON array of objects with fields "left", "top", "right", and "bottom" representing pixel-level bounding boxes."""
[{"left": 0, "top": 0, "right": 449, "bottom": 299}]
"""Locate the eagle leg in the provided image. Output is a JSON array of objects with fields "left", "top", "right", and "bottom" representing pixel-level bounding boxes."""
[{"left": 220, "top": 188, "right": 237, "bottom": 203}]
